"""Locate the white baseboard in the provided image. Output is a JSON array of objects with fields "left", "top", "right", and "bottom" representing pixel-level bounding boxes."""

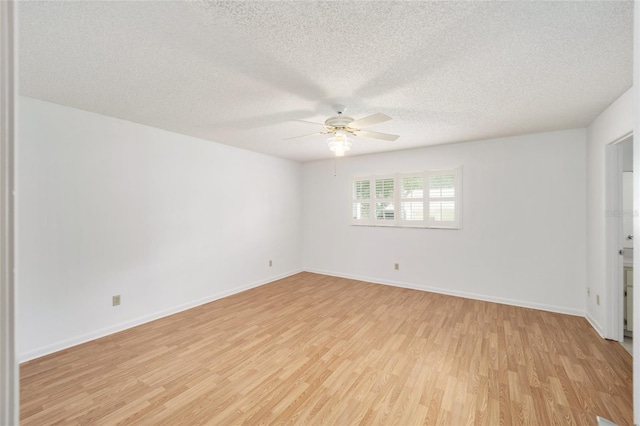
[
  {"left": 585, "top": 313, "right": 605, "bottom": 338},
  {"left": 304, "top": 268, "right": 585, "bottom": 317},
  {"left": 18, "top": 269, "right": 303, "bottom": 363},
  {"left": 20, "top": 268, "right": 592, "bottom": 362}
]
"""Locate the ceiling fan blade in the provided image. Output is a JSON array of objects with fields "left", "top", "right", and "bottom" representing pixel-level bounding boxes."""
[
  {"left": 283, "top": 132, "right": 325, "bottom": 141},
  {"left": 349, "top": 113, "right": 391, "bottom": 128},
  {"left": 353, "top": 130, "right": 399, "bottom": 141},
  {"left": 296, "top": 120, "right": 327, "bottom": 127}
]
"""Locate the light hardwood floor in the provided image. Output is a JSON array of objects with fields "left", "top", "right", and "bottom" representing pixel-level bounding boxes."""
[{"left": 21, "top": 272, "right": 632, "bottom": 425}]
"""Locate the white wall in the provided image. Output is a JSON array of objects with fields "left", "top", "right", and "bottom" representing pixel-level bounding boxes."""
[
  {"left": 16, "top": 97, "right": 302, "bottom": 361},
  {"left": 303, "top": 129, "right": 587, "bottom": 315},
  {"left": 586, "top": 87, "right": 633, "bottom": 335}
]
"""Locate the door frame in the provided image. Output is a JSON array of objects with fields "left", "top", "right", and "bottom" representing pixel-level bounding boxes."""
[
  {"left": 0, "top": 1, "right": 17, "bottom": 424},
  {"left": 605, "top": 132, "right": 633, "bottom": 342}
]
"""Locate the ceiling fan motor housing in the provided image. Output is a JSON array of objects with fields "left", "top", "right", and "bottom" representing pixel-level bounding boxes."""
[{"left": 325, "top": 116, "right": 355, "bottom": 128}]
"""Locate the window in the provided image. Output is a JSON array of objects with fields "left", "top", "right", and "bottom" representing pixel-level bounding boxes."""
[
  {"left": 399, "top": 175, "right": 424, "bottom": 224},
  {"left": 352, "top": 179, "right": 371, "bottom": 221},
  {"left": 351, "top": 167, "right": 462, "bottom": 229},
  {"left": 375, "top": 177, "right": 395, "bottom": 221}
]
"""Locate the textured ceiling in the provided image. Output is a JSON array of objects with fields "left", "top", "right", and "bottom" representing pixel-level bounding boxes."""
[{"left": 19, "top": 1, "right": 633, "bottom": 162}]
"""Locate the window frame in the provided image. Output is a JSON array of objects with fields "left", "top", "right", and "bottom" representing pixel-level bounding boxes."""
[
  {"left": 398, "top": 173, "right": 425, "bottom": 227},
  {"left": 351, "top": 167, "right": 462, "bottom": 229},
  {"left": 352, "top": 178, "right": 372, "bottom": 223},
  {"left": 372, "top": 174, "right": 396, "bottom": 225}
]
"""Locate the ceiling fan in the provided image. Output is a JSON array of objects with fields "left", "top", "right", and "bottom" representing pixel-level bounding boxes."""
[{"left": 285, "top": 105, "right": 399, "bottom": 156}]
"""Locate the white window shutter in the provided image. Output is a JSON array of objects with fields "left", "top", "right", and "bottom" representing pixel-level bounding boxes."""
[
  {"left": 398, "top": 174, "right": 425, "bottom": 227},
  {"left": 425, "top": 167, "right": 462, "bottom": 229},
  {"left": 352, "top": 178, "right": 373, "bottom": 225},
  {"left": 351, "top": 167, "right": 461, "bottom": 229},
  {"left": 374, "top": 176, "right": 396, "bottom": 224}
]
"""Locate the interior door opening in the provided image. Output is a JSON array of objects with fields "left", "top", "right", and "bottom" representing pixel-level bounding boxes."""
[
  {"left": 621, "top": 141, "right": 633, "bottom": 354},
  {"left": 606, "top": 134, "right": 634, "bottom": 353}
]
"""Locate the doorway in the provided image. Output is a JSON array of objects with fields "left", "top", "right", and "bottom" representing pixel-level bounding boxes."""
[
  {"left": 622, "top": 142, "right": 634, "bottom": 353},
  {"left": 605, "top": 134, "right": 634, "bottom": 350}
]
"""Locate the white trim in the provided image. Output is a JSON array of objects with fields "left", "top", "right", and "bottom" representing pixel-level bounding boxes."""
[
  {"left": 397, "top": 171, "right": 424, "bottom": 227},
  {"left": 351, "top": 177, "right": 373, "bottom": 225},
  {"left": 604, "top": 136, "right": 633, "bottom": 342},
  {"left": 0, "top": 1, "right": 17, "bottom": 424},
  {"left": 18, "top": 269, "right": 303, "bottom": 363},
  {"left": 304, "top": 268, "right": 584, "bottom": 317},
  {"left": 351, "top": 167, "right": 462, "bottom": 229},
  {"left": 425, "top": 167, "right": 462, "bottom": 229},
  {"left": 372, "top": 174, "right": 396, "bottom": 226},
  {"left": 604, "top": 141, "right": 623, "bottom": 340},
  {"left": 633, "top": 4, "right": 639, "bottom": 423},
  {"left": 586, "top": 312, "right": 605, "bottom": 338},
  {"left": 609, "top": 131, "right": 633, "bottom": 147}
]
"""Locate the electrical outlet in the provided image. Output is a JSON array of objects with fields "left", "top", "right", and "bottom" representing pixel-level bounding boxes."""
[
  {"left": 587, "top": 288, "right": 590, "bottom": 297},
  {"left": 394, "top": 263, "right": 399, "bottom": 270},
  {"left": 112, "top": 295, "right": 121, "bottom": 306},
  {"left": 269, "top": 260, "right": 273, "bottom": 267},
  {"left": 596, "top": 294, "right": 600, "bottom": 306}
]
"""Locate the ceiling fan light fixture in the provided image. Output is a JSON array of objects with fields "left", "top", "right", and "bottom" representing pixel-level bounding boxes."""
[{"left": 327, "top": 130, "right": 352, "bottom": 157}]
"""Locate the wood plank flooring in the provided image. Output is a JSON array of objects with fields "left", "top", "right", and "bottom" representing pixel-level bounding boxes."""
[{"left": 21, "top": 272, "right": 632, "bottom": 425}]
